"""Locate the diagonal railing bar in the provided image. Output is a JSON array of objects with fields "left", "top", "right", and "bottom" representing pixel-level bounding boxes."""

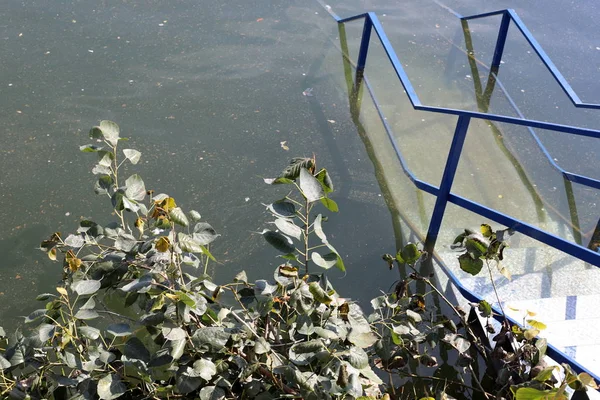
[
  {"left": 323, "top": 3, "right": 600, "bottom": 382},
  {"left": 463, "top": 9, "right": 600, "bottom": 109}
]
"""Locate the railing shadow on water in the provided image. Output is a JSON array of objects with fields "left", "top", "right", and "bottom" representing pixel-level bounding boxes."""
[{"left": 323, "top": 2, "right": 600, "bottom": 384}]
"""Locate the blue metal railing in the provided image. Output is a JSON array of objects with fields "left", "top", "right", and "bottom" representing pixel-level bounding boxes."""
[{"left": 323, "top": 4, "right": 600, "bottom": 383}]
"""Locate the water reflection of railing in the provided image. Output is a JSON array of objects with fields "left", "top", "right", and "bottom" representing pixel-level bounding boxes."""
[{"left": 324, "top": 5, "right": 600, "bottom": 382}]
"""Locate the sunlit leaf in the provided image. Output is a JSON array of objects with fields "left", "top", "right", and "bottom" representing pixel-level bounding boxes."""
[
  {"left": 263, "top": 177, "right": 294, "bottom": 185},
  {"left": 72, "top": 280, "right": 101, "bottom": 296},
  {"left": 97, "top": 373, "right": 126, "bottom": 400},
  {"left": 106, "top": 323, "right": 132, "bottom": 337},
  {"left": 274, "top": 218, "right": 302, "bottom": 240},
  {"left": 311, "top": 252, "right": 337, "bottom": 269},
  {"left": 80, "top": 144, "right": 102, "bottom": 153},
  {"left": 169, "top": 207, "right": 189, "bottom": 227},
  {"left": 478, "top": 300, "right": 492, "bottom": 318},
  {"left": 299, "top": 168, "right": 324, "bottom": 202},
  {"left": 188, "top": 210, "right": 202, "bottom": 221},
  {"left": 65, "top": 250, "right": 82, "bottom": 272},
  {"left": 514, "top": 387, "right": 560, "bottom": 400},
  {"left": 458, "top": 253, "right": 483, "bottom": 275},
  {"left": 156, "top": 236, "right": 171, "bottom": 252},
  {"left": 313, "top": 214, "right": 327, "bottom": 243},
  {"left": 308, "top": 282, "right": 333, "bottom": 305},
  {"left": 524, "top": 328, "right": 540, "bottom": 340},
  {"left": 125, "top": 174, "right": 146, "bottom": 201},
  {"left": 282, "top": 157, "right": 314, "bottom": 180},
  {"left": 398, "top": 243, "right": 422, "bottom": 264},
  {"left": 526, "top": 319, "right": 547, "bottom": 330},
  {"left": 96, "top": 120, "right": 120, "bottom": 147},
  {"left": 192, "top": 222, "right": 219, "bottom": 245},
  {"left": 480, "top": 224, "right": 493, "bottom": 238},
  {"left": 315, "top": 168, "right": 334, "bottom": 193},
  {"left": 123, "top": 148, "right": 141, "bottom": 164},
  {"left": 320, "top": 197, "right": 339, "bottom": 212}
]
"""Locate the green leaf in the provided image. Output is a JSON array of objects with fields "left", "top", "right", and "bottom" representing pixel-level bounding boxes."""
[
  {"left": 308, "top": 282, "right": 333, "bottom": 305},
  {"left": 178, "top": 232, "right": 203, "bottom": 253},
  {"left": 162, "top": 326, "right": 186, "bottom": 341},
  {"left": 201, "top": 245, "right": 217, "bottom": 262},
  {"left": 94, "top": 175, "right": 114, "bottom": 195},
  {"left": 263, "top": 230, "right": 295, "bottom": 253},
  {"left": 79, "top": 326, "right": 101, "bottom": 340},
  {"left": 35, "top": 293, "right": 55, "bottom": 301},
  {"left": 254, "top": 337, "right": 271, "bottom": 355},
  {"left": 315, "top": 168, "right": 334, "bottom": 193},
  {"left": 289, "top": 339, "right": 325, "bottom": 365},
  {"left": 96, "top": 120, "right": 120, "bottom": 147},
  {"left": 299, "top": 168, "right": 324, "bottom": 202},
  {"left": 189, "top": 210, "right": 202, "bottom": 221},
  {"left": 191, "top": 359, "right": 217, "bottom": 380},
  {"left": 192, "top": 327, "right": 230, "bottom": 350},
  {"left": 199, "top": 386, "right": 226, "bottom": 400},
  {"left": 282, "top": 157, "right": 314, "bottom": 180},
  {"left": 274, "top": 218, "right": 302, "bottom": 240},
  {"left": 458, "top": 253, "right": 483, "bottom": 275},
  {"left": 320, "top": 197, "right": 339, "bottom": 212},
  {"left": 25, "top": 309, "right": 46, "bottom": 324},
  {"left": 478, "top": 300, "right": 493, "bottom": 318},
  {"left": 193, "top": 222, "right": 219, "bottom": 245},
  {"left": 313, "top": 214, "right": 327, "bottom": 242},
  {"left": 325, "top": 243, "right": 345, "bottom": 272},
  {"left": 124, "top": 337, "right": 151, "bottom": 363},
  {"left": 80, "top": 144, "right": 102, "bottom": 152},
  {"left": 72, "top": 280, "right": 101, "bottom": 296},
  {"left": 267, "top": 200, "right": 296, "bottom": 218},
  {"left": 106, "top": 323, "right": 132, "bottom": 337},
  {"left": 311, "top": 252, "right": 338, "bottom": 269},
  {"left": 115, "top": 232, "right": 137, "bottom": 252},
  {"left": 38, "top": 323, "right": 55, "bottom": 342},
  {"left": 169, "top": 207, "right": 189, "bottom": 227},
  {"left": 74, "top": 309, "right": 99, "bottom": 320},
  {"left": 123, "top": 148, "right": 141, "bottom": 164},
  {"left": 346, "top": 346, "right": 368, "bottom": 369},
  {"left": 263, "top": 177, "right": 294, "bottom": 185},
  {"left": 125, "top": 174, "right": 146, "bottom": 201},
  {"left": 514, "top": 387, "right": 560, "bottom": 400},
  {"left": 465, "top": 237, "right": 488, "bottom": 258},
  {"left": 97, "top": 373, "right": 127, "bottom": 400}
]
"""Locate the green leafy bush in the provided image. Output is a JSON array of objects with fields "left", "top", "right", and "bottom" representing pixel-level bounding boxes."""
[{"left": 0, "top": 122, "right": 596, "bottom": 399}]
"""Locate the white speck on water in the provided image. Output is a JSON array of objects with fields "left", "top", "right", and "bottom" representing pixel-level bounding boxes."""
[
  {"left": 596, "top": 47, "right": 600, "bottom": 50},
  {"left": 65, "top": 212, "right": 70, "bottom": 216},
  {"left": 158, "top": 23, "right": 164, "bottom": 27},
  {"left": 383, "top": 13, "right": 387, "bottom": 16},
  {"left": 500, "top": 61, "right": 505, "bottom": 64},
  {"left": 8, "top": 83, "right": 12, "bottom": 86},
  {"left": 421, "top": 119, "right": 425, "bottom": 122},
  {"left": 465, "top": 74, "right": 471, "bottom": 78},
  {"left": 129, "top": 80, "right": 134, "bottom": 84},
  {"left": 81, "top": 88, "right": 84, "bottom": 91},
  {"left": 521, "top": 89, "right": 525, "bottom": 92},
  {"left": 245, "top": 197, "right": 250, "bottom": 202},
  {"left": 302, "top": 88, "right": 313, "bottom": 96},
  {"left": 88, "top": 49, "right": 94, "bottom": 53}
]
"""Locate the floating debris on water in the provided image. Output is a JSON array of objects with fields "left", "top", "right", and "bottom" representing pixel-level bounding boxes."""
[{"left": 302, "top": 88, "right": 313, "bottom": 96}]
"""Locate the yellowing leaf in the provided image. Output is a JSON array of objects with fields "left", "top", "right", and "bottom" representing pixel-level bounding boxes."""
[
  {"left": 156, "top": 236, "right": 171, "bottom": 252},
  {"left": 151, "top": 294, "right": 165, "bottom": 311},
  {"left": 56, "top": 286, "right": 68, "bottom": 296},
  {"left": 135, "top": 217, "right": 145, "bottom": 235},
  {"left": 480, "top": 223, "right": 493, "bottom": 238},
  {"left": 526, "top": 309, "right": 537, "bottom": 317},
  {"left": 527, "top": 319, "right": 547, "bottom": 330},
  {"left": 524, "top": 328, "right": 540, "bottom": 340},
  {"left": 48, "top": 248, "right": 57, "bottom": 261},
  {"left": 65, "top": 250, "right": 82, "bottom": 272},
  {"left": 578, "top": 372, "right": 598, "bottom": 389}
]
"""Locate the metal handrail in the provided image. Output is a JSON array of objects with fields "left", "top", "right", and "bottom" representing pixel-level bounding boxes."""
[{"left": 324, "top": 4, "right": 600, "bottom": 382}]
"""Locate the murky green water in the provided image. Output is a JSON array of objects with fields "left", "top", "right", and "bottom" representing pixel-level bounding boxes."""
[{"left": 1, "top": 0, "right": 600, "bottom": 348}]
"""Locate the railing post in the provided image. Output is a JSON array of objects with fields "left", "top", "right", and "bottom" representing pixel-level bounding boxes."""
[
  {"left": 356, "top": 16, "right": 373, "bottom": 73},
  {"left": 491, "top": 11, "right": 511, "bottom": 69},
  {"left": 424, "top": 115, "right": 471, "bottom": 255}
]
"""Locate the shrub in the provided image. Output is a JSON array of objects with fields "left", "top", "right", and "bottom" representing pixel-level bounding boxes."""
[{"left": 0, "top": 121, "right": 596, "bottom": 399}]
